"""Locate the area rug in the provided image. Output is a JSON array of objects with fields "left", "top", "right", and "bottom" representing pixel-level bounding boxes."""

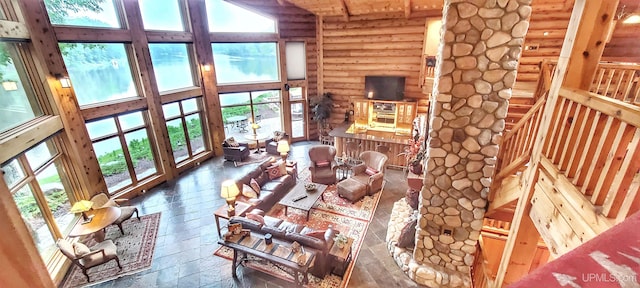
[
  {"left": 234, "top": 151, "right": 273, "bottom": 167},
  {"left": 61, "top": 212, "right": 161, "bottom": 288},
  {"left": 214, "top": 170, "right": 383, "bottom": 288}
]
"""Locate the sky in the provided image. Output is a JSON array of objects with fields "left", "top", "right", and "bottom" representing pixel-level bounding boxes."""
[{"left": 62, "top": 0, "right": 276, "bottom": 33}]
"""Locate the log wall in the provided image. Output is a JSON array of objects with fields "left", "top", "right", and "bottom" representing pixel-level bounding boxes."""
[{"left": 321, "top": 16, "right": 431, "bottom": 127}]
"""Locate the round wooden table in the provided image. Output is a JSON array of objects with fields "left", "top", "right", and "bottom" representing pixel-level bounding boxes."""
[{"left": 69, "top": 207, "right": 121, "bottom": 242}]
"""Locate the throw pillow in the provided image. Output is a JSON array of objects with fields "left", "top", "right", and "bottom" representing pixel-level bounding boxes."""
[
  {"left": 316, "top": 160, "right": 330, "bottom": 168},
  {"left": 305, "top": 230, "right": 326, "bottom": 240},
  {"left": 266, "top": 164, "right": 283, "bottom": 180},
  {"left": 365, "top": 166, "right": 379, "bottom": 176},
  {"left": 405, "top": 188, "right": 419, "bottom": 210},
  {"left": 396, "top": 218, "right": 417, "bottom": 248},
  {"left": 273, "top": 131, "right": 284, "bottom": 142},
  {"left": 246, "top": 213, "right": 265, "bottom": 225},
  {"left": 249, "top": 178, "right": 261, "bottom": 196},
  {"left": 242, "top": 184, "right": 258, "bottom": 198},
  {"left": 226, "top": 137, "right": 239, "bottom": 147},
  {"left": 73, "top": 242, "right": 90, "bottom": 257}
]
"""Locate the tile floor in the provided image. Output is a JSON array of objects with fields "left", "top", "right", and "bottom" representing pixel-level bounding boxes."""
[{"left": 86, "top": 141, "right": 417, "bottom": 288}]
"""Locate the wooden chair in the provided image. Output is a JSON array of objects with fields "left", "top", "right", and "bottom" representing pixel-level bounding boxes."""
[
  {"left": 91, "top": 192, "right": 140, "bottom": 235},
  {"left": 57, "top": 238, "right": 121, "bottom": 282}
]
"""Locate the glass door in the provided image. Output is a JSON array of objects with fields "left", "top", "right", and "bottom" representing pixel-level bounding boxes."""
[{"left": 289, "top": 87, "right": 307, "bottom": 140}]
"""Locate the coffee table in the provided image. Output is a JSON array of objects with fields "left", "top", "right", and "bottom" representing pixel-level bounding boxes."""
[
  {"left": 279, "top": 182, "right": 328, "bottom": 220},
  {"left": 69, "top": 207, "right": 121, "bottom": 242}
]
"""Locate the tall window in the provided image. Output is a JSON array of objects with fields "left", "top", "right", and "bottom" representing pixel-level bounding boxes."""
[
  {"left": 220, "top": 90, "right": 282, "bottom": 139},
  {"left": 139, "top": 0, "right": 184, "bottom": 31},
  {"left": 206, "top": 0, "right": 276, "bottom": 33},
  {"left": 44, "top": 0, "right": 122, "bottom": 28},
  {"left": 148, "top": 44, "right": 195, "bottom": 92},
  {"left": 60, "top": 43, "right": 137, "bottom": 106},
  {"left": 212, "top": 43, "right": 279, "bottom": 84},
  {"left": 289, "top": 87, "right": 307, "bottom": 139},
  {"left": 2, "top": 138, "right": 75, "bottom": 264},
  {"left": 86, "top": 111, "right": 158, "bottom": 194},
  {"left": 0, "top": 42, "right": 43, "bottom": 133},
  {"left": 162, "top": 98, "right": 207, "bottom": 164}
]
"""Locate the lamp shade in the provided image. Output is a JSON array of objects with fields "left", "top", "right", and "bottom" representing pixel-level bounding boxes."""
[
  {"left": 220, "top": 180, "right": 240, "bottom": 200},
  {"left": 277, "top": 140, "right": 290, "bottom": 153},
  {"left": 251, "top": 123, "right": 260, "bottom": 130},
  {"left": 70, "top": 200, "right": 94, "bottom": 214}
]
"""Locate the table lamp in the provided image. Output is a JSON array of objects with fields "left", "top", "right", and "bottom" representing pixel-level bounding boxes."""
[
  {"left": 277, "top": 140, "right": 290, "bottom": 162},
  {"left": 220, "top": 180, "right": 240, "bottom": 216},
  {"left": 70, "top": 200, "right": 94, "bottom": 223},
  {"left": 251, "top": 123, "right": 260, "bottom": 136}
]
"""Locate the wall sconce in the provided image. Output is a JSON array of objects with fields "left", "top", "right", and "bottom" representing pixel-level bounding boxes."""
[
  {"left": 203, "top": 64, "right": 211, "bottom": 72},
  {"left": 2, "top": 80, "right": 18, "bottom": 91},
  {"left": 55, "top": 74, "right": 72, "bottom": 88}
]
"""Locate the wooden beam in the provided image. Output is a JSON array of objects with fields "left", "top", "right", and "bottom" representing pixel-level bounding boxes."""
[
  {"left": 81, "top": 98, "right": 148, "bottom": 121},
  {"left": 53, "top": 26, "right": 132, "bottom": 42},
  {"left": 404, "top": 0, "right": 412, "bottom": 19},
  {"left": 0, "top": 19, "right": 28, "bottom": 39},
  {"left": 316, "top": 15, "right": 324, "bottom": 95},
  {"left": 216, "top": 82, "right": 282, "bottom": 94},
  {"left": 0, "top": 116, "right": 63, "bottom": 164},
  {"left": 146, "top": 30, "right": 193, "bottom": 42},
  {"left": 188, "top": 0, "right": 225, "bottom": 157},
  {"left": 159, "top": 87, "right": 203, "bottom": 104},
  {"left": 563, "top": 0, "right": 619, "bottom": 90},
  {"left": 487, "top": 175, "right": 521, "bottom": 213},
  {"left": 210, "top": 32, "right": 279, "bottom": 42},
  {"left": 122, "top": 0, "right": 177, "bottom": 180},
  {"left": 339, "top": 0, "right": 349, "bottom": 22},
  {"left": 493, "top": 1, "right": 621, "bottom": 286}
]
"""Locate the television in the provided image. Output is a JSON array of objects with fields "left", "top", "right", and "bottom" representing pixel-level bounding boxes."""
[{"left": 364, "top": 76, "right": 405, "bottom": 101}]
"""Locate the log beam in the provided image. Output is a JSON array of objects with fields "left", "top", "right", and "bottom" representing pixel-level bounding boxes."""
[
  {"left": 0, "top": 19, "right": 28, "bottom": 39},
  {"left": 339, "top": 0, "right": 349, "bottom": 22},
  {"left": 404, "top": 0, "right": 411, "bottom": 19}
]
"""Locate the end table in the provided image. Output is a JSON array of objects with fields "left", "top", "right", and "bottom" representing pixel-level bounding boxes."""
[
  {"left": 214, "top": 201, "right": 252, "bottom": 238},
  {"left": 329, "top": 236, "right": 354, "bottom": 276}
]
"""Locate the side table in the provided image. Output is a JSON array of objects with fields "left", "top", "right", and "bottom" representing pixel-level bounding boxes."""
[
  {"left": 329, "top": 236, "right": 354, "bottom": 277},
  {"left": 286, "top": 160, "right": 298, "bottom": 179},
  {"left": 214, "top": 201, "right": 252, "bottom": 238}
]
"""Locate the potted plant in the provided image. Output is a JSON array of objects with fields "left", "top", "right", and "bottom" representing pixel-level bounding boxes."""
[
  {"left": 334, "top": 233, "right": 348, "bottom": 249},
  {"left": 311, "top": 92, "right": 334, "bottom": 134}
]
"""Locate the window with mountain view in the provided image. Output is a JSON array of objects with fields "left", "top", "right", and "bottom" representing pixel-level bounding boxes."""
[
  {"left": 206, "top": 0, "right": 276, "bottom": 33},
  {"left": 148, "top": 44, "right": 195, "bottom": 92},
  {"left": 44, "top": 0, "right": 122, "bottom": 28},
  {"left": 60, "top": 43, "right": 138, "bottom": 106},
  {"left": 212, "top": 43, "right": 280, "bottom": 84},
  {"left": 0, "top": 42, "right": 43, "bottom": 133}
]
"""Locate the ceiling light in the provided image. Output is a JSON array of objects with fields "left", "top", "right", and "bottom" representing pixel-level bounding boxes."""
[
  {"left": 543, "top": 31, "right": 550, "bottom": 36},
  {"left": 623, "top": 14, "right": 640, "bottom": 24}
]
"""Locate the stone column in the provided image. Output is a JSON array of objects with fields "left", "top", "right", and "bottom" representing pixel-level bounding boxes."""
[{"left": 411, "top": 0, "right": 532, "bottom": 286}]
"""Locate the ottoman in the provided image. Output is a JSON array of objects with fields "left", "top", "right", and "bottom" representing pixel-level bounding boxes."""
[{"left": 337, "top": 178, "right": 367, "bottom": 203}]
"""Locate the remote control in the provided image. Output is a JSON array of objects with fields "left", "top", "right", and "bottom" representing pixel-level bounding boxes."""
[{"left": 293, "top": 195, "right": 308, "bottom": 202}]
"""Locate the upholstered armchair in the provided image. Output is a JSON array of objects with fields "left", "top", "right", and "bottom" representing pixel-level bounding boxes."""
[
  {"left": 57, "top": 238, "right": 121, "bottom": 282},
  {"left": 91, "top": 192, "right": 140, "bottom": 235},
  {"left": 222, "top": 141, "right": 250, "bottom": 163},
  {"left": 308, "top": 145, "right": 338, "bottom": 185},
  {"left": 350, "top": 151, "right": 388, "bottom": 195},
  {"left": 265, "top": 131, "right": 289, "bottom": 155}
]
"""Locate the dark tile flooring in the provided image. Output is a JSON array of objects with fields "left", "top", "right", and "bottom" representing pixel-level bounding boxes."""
[{"left": 86, "top": 141, "right": 417, "bottom": 288}]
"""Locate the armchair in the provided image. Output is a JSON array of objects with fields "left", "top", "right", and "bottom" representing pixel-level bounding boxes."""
[
  {"left": 350, "top": 151, "right": 388, "bottom": 195},
  {"left": 57, "top": 238, "right": 121, "bottom": 282},
  {"left": 91, "top": 192, "right": 140, "bottom": 235},
  {"left": 308, "top": 145, "right": 338, "bottom": 185},
  {"left": 265, "top": 131, "right": 289, "bottom": 155},
  {"left": 222, "top": 141, "right": 250, "bottom": 163}
]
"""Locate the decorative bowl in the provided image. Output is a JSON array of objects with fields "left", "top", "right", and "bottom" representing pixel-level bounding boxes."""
[{"left": 304, "top": 183, "right": 317, "bottom": 191}]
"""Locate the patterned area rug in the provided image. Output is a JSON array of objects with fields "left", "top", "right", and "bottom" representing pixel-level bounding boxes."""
[
  {"left": 234, "top": 151, "right": 274, "bottom": 167},
  {"left": 214, "top": 168, "right": 383, "bottom": 288},
  {"left": 61, "top": 212, "right": 160, "bottom": 288}
]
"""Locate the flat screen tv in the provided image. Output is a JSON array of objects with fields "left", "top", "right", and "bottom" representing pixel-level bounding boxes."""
[{"left": 364, "top": 76, "right": 405, "bottom": 101}]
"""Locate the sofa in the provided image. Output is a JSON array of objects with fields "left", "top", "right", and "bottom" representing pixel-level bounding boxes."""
[
  {"left": 229, "top": 210, "right": 338, "bottom": 277},
  {"left": 234, "top": 160, "right": 297, "bottom": 212}
]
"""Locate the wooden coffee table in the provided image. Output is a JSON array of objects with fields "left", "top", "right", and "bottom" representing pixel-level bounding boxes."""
[
  {"left": 69, "top": 207, "right": 121, "bottom": 242},
  {"left": 279, "top": 182, "right": 328, "bottom": 220}
]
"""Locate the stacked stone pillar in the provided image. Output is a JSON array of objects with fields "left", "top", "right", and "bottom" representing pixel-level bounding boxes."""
[{"left": 410, "top": 0, "right": 532, "bottom": 286}]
